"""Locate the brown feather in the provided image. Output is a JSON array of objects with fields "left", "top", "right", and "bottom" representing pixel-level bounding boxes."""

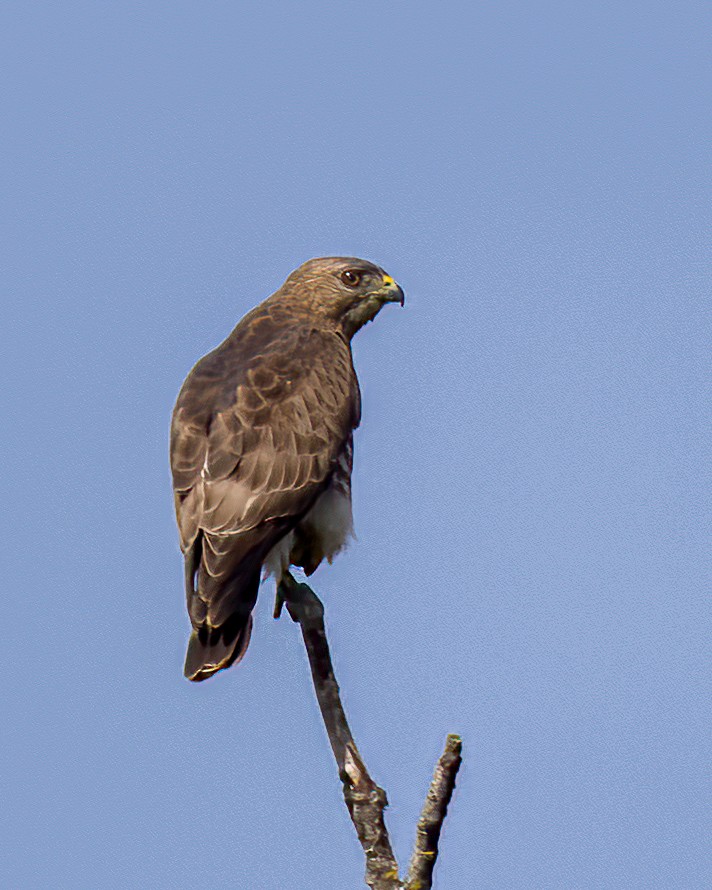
[{"left": 171, "top": 301, "right": 360, "bottom": 679}]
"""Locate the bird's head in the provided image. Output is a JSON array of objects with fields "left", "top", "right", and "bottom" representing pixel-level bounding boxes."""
[{"left": 282, "top": 256, "right": 405, "bottom": 338}]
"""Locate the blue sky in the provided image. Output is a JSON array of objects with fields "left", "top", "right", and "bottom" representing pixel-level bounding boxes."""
[{"left": 2, "top": 2, "right": 709, "bottom": 887}]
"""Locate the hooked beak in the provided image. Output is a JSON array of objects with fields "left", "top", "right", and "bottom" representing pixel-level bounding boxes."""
[{"left": 378, "top": 274, "right": 405, "bottom": 307}]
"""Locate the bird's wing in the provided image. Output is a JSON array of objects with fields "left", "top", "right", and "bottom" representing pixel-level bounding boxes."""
[{"left": 170, "top": 322, "right": 359, "bottom": 626}]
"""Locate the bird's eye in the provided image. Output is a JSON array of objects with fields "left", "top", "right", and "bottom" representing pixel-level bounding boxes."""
[{"left": 340, "top": 270, "right": 362, "bottom": 288}]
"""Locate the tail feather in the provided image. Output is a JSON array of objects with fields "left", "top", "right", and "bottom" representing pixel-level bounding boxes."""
[
  {"left": 184, "top": 613, "right": 253, "bottom": 681},
  {"left": 183, "top": 535, "right": 261, "bottom": 682}
]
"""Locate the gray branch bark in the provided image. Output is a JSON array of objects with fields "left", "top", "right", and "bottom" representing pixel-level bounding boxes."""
[
  {"left": 280, "top": 573, "right": 462, "bottom": 890},
  {"left": 406, "top": 734, "right": 463, "bottom": 889}
]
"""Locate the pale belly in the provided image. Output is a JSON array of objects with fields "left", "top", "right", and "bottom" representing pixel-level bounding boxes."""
[{"left": 264, "top": 483, "right": 354, "bottom": 578}]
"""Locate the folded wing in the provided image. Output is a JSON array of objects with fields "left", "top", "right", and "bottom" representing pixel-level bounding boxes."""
[{"left": 170, "top": 315, "right": 359, "bottom": 678}]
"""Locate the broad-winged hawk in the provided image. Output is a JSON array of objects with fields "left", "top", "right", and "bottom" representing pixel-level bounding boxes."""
[{"left": 170, "top": 257, "right": 404, "bottom": 680}]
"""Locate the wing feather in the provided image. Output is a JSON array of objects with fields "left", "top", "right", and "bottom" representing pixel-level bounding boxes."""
[{"left": 170, "top": 311, "right": 359, "bottom": 634}]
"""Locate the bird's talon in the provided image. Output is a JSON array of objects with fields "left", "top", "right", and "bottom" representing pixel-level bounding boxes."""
[{"left": 273, "top": 590, "right": 285, "bottom": 619}]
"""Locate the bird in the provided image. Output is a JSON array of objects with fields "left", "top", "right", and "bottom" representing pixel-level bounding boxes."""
[{"left": 170, "top": 257, "right": 404, "bottom": 681}]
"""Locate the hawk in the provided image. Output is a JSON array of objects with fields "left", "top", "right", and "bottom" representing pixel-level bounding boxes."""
[{"left": 170, "top": 257, "right": 404, "bottom": 681}]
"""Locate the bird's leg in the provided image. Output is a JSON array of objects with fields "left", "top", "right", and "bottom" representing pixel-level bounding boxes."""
[
  {"left": 274, "top": 570, "right": 298, "bottom": 621},
  {"left": 273, "top": 582, "right": 286, "bottom": 619}
]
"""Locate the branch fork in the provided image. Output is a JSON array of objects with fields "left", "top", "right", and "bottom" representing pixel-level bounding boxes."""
[{"left": 278, "top": 574, "right": 462, "bottom": 890}]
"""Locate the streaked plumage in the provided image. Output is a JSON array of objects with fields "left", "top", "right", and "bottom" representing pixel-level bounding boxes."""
[{"left": 170, "top": 257, "right": 404, "bottom": 680}]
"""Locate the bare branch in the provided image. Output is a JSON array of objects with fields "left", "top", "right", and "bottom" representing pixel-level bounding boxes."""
[
  {"left": 280, "top": 573, "right": 461, "bottom": 890},
  {"left": 281, "top": 574, "right": 402, "bottom": 889},
  {"left": 405, "top": 734, "right": 462, "bottom": 890}
]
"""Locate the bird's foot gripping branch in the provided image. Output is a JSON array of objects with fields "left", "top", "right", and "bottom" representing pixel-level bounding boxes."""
[{"left": 277, "top": 573, "right": 462, "bottom": 890}]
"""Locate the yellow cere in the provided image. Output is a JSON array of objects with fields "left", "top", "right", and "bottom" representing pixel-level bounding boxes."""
[{"left": 382, "top": 275, "right": 396, "bottom": 286}]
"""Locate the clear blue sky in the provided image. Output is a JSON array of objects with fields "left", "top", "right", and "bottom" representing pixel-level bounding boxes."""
[{"left": 2, "top": 2, "right": 709, "bottom": 888}]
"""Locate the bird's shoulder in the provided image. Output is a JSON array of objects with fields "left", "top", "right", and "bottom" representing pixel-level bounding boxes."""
[
  {"left": 170, "top": 300, "right": 359, "bottom": 497},
  {"left": 174, "top": 300, "right": 354, "bottom": 421}
]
